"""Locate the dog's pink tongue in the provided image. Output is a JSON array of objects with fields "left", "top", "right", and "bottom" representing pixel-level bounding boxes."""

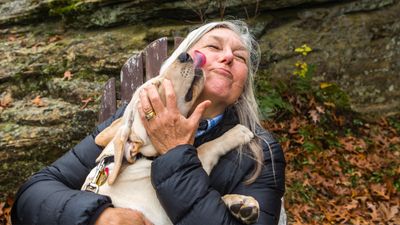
[{"left": 194, "top": 50, "right": 206, "bottom": 68}]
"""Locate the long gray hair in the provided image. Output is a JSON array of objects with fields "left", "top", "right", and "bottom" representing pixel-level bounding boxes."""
[{"left": 160, "top": 20, "right": 264, "bottom": 184}]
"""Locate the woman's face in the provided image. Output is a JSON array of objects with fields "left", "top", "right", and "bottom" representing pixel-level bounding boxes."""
[{"left": 188, "top": 28, "right": 249, "bottom": 110}]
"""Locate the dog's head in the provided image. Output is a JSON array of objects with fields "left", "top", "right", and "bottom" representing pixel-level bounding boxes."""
[{"left": 159, "top": 51, "right": 205, "bottom": 116}]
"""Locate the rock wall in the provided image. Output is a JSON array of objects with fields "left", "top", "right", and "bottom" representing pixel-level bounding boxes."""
[{"left": 1, "top": 0, "right": 399, "bottom": 199}]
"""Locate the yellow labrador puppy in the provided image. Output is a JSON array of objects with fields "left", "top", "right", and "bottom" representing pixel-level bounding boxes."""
[{"left": 82, "top": 52, "right": 259, "bottom": 225}]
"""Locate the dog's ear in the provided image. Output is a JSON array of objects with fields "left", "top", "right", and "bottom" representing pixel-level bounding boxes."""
[
  {"left": 95, "top": 118, "right": 122, "bottom": 147},
  {"left": 107, "top": 129, "right": 125, "bottom": 185}
]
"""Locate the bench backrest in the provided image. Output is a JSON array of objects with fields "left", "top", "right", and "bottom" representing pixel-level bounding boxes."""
[{"left": 98, "top": 37, "right": 183, "bottom": 123}]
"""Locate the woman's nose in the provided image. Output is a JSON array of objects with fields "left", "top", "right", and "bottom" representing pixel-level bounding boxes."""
[{"left": 218, "top": 48, "right": 234, "bottom": 65}]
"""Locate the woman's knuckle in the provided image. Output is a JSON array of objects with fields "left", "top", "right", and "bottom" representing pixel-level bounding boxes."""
[{"left": 166, "top": 92, "right": 175, "bottom": 99}]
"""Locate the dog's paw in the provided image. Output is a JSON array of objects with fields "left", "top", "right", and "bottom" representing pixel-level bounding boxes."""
[
  {"left": 227, "top": 124, "right": 254, "bottom": 145},
  {"left": 222, "top": 194, "right": 259, "bottom": 224}
]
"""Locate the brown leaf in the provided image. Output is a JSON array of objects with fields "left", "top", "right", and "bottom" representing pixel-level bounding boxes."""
[
  {"left": 316, "top": 105, "right": 325, "bottom": 114},
  {"left": 81, "top": 97, "right": 93, "bottom": 109},
  {"left": 308, "top": 110, "right": 320, "bottom": 123},
  {"left": 332, "top": 112, "right": 345, "bottom": 126},
  {"left": 48, "top": 35, "right": 62, "bottom": 43},
  {"left": 370, "top": 183, "right": 390, "bottom": 200},
  {"left": 0, "top": 201, "right": 4, "bottom": 217},
  {"left": 289, "top": 117, "right": 300, "bottom": 134},
  {"left": 31, "top": 95, "right": 46, "bottom": 107},
  {"left": 0, "top": 92, "right": 13, "bottom": 107},
  {"left": 0, "top": 196, "right": 14, "bottom": 225},
  {"left": 378, "top": 202, "right": 398, "bottom": 221},
  {"left": 323, "top": 101, "right": 336, "bottom": 108},
  {"left": 367, "top": 202, "right": 380, "bottom": 221},
  {"left": 63, "top": 70, "right": 73, "bottom": 80},
  {"left": 8, "top": 35, "right": 17, "bottom": 42},
  {"left": 344, "top": 199, "right": 359, "bottom": 211},
  {"left": 339, "top": 136, "right": 367, "bottom": 153}
]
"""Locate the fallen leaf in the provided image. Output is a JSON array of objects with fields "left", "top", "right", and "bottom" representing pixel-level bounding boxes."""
[
  {"left": 367, "top": 202, "right": 380, "bottom": 221},
  {"left": 370, "top": 183, "right": 390, "bottom": 200},
  {"left": 0, "top": 201, "right": 4, "bottom": 217},
  {"left": 378, "top": 202, "right": 398, "bottom": 221},
  {"left": 323, "top": 101, "right": 336, "bottom": 108},
  {"left": 0, "top": 92, "right": 13, "bottom": 107},
  {"left": 8, "top": 35, "right": 16, "bottom": 42},
  {"left": 320, "top": 82, "right": 333, "bottom": 89},
  {"left": 63, "top": 70, "right": 73, "bottom": 80},
  {"left": 48, "top": 35, "right": 62, "bottom": 43},
  {"left": 316, "top": 105, "right": 325, "bottom": 114},
  {"left": 81, "top": 97, "right": 93, "bottom": 109},
  {"left": 309, "top": 110, "right": 320, "bottom": 123},
  {"left": 31, "top": 95, "right": 46, "bottom": 107},
  {"left": 344, "top": 199, "right": 359, "bottom": 211},
  {"left": 289, "top": 117, "right": 300, "bottom": 134}
]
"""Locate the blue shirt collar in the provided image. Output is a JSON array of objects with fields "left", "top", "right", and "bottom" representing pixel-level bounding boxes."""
[{"left": 195, "top": 114, "right": 224, "bottom": 138}]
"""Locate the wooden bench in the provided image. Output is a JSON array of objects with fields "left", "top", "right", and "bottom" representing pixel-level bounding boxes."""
[{"left": 98, "top": 37, "right": 183, "bottom": 123}]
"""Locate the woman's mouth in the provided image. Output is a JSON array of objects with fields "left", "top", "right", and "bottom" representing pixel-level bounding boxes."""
[{"left": 213, "top": 68, "right": 233, "bottom": 80}]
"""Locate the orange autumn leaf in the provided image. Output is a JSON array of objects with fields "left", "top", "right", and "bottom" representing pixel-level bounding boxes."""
[
  {"left": 0, "top": 92, "right": 13, "bottom": 108},
  {"left": 7, "top": 35, "right": 16, "bottom": 42},
  {"left": 31, "top": 95, "right": 46, "bottom": 107},
  {"left": 81, "top": 97, "right": 93, "bottom": 109},
  {"left": 63, "top": 70, "right": 73, "bottom": 80},
  {"left": 0, "top": 201, "right": 4, "bottom": 218},
  {"left": 48, "top": 35, "right": 62, "bottom": 43},
  {"left": 289, "top": 117, "right": 300, "bottom": 134},
  {"left": 308, "top": 109, "right": 320, "bottom": 123},
  {"left": 378, "top": 202, "right": 399, "bottom": 221},
  {"left": 0, "top": 196, "right": 14, "bottom": 225},
  {"left": 367, "top": 202, "right": 380, "bottom": 221},
  {"left": 370, "top": 183, "right": 390, "bottom": 200}
]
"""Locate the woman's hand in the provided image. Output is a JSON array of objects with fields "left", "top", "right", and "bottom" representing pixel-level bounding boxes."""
[
  {"left": 138, "top": 79, "right": 211, "bottom": 154},
  {"left": 95, "top": 207, "right": 153, "bottom": 225}
]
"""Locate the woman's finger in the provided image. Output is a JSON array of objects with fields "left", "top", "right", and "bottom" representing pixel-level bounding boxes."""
[
  {"left": 163, "top": 79, "right": 178, "bottom": 112},
  {"left": 139, "top": 89, "right": 154, "bottom": 114},
  {"left": 137, "top": 102, "right": 148, "bottom": 125},
  {"left": 146, "top": 84, "right": 165, "bottom": 113},
  {"left": 188, "top": 100, "right": 211, "bottom": 126}
]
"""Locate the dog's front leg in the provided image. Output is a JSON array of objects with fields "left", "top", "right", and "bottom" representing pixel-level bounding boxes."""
[
  {"left": 197, "top": 124, "right": 254, "bottom": 175},
  {"left": 222, "top": 194, "right": 259, "bottom": 224}
]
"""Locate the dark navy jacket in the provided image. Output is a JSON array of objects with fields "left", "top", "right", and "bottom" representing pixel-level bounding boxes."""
[{"left": 12, "top": 105, "right": 285, "bottom": 225}]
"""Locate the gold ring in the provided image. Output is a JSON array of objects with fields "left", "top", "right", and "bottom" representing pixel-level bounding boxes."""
[{"left": 144, "top": 110, "right": 156, "bottom": 121}]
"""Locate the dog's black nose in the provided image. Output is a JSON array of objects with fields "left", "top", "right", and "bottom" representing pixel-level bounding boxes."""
[{"left": 178, "top": 52, "right": 192, "bottom": 63}]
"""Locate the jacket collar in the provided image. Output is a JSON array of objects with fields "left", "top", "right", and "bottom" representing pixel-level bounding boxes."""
[{"left": 194, "top": 106, "right": 239, "bottom": 147}]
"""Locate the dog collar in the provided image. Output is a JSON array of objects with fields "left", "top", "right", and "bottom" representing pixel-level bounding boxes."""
[
  {"left": 136, "top": 153, "right": 158, "bottom": 161},
  {"left": 83, "top": 156, "right": 114, "bottom": 193}
]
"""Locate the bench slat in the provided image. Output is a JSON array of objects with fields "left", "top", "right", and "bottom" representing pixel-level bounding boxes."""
[
  {"left": 145, "top": 37, "right": 168, "bottom": 81},
  {"left": 121, "top": 52, "right": 144, "bottom": 105},
  {"left": 98, "top": 77, "right": 117, "bottom": 123},
  {"left": 98, "top": 37, "right": 182, "bottom": 123}
]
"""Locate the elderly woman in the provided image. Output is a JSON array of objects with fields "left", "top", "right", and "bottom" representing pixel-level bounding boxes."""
[{"left": 11, "top": 20, "right": 285, "bottom": 225}]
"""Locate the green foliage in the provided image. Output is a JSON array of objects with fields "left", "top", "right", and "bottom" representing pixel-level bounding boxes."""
[
  {"left": 316, "top": 83, "right": 351, "bottom": 110},
  {"left": 255, "top": 71, "right": 293, "bottom": 119},
  {"left": 287, "top": 180, "right": 317, "bottom": 204},
  {"left": 49, "top": 0, "right": 81, "bottom": 17},
  {"left": 394, "top": 177, "right": 400, "bottom": 192},
  {"left": 255, "top": 43, "right": 351, "bottom": 123},
  {"left": 388, "top": 116, "right": 400, "bottom": 133}
]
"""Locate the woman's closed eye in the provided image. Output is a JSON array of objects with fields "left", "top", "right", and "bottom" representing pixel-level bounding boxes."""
[
  {"left": 235, "top": 54, "right": 247, "bottom": 63},
  {"left": 206, "top": 44, "right": 220, "bottom": 50}
]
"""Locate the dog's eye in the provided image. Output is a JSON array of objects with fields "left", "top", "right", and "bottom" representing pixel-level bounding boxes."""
[{"left": 178, "top": 52, "right": 191, "bottom": 62}]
